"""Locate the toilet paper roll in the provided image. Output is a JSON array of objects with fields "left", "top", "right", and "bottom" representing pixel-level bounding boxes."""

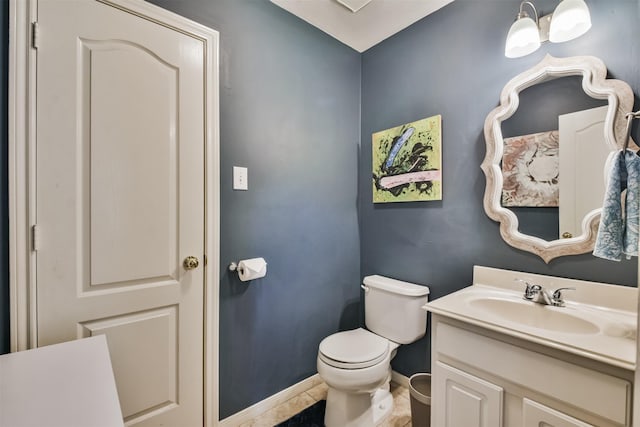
[{"left": 238, "top": 257, "right": 267, "bottom": 282}]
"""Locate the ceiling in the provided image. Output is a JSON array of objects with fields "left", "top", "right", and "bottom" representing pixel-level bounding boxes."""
[{"left": 270, "top": 0, "right": 456, "bottom": 52}]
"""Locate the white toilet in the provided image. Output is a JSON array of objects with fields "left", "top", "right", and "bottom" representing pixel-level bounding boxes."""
[{"left": 317, "top": 275, "right": 430, "bottom": 427}]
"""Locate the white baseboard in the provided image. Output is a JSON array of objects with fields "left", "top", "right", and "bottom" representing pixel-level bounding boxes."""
[
  {"left": 218, "top": 373, "right": 322, "bottom": 427},
  {"left": 391, "top": 370, "right": 410, "bottom": 389}
]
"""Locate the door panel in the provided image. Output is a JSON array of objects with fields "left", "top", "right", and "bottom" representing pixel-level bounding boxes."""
[
  {"left": 87, "top": 39, "right": 179, "bottom": 288},
  {"left": 79, "top": 306, "right": 179, "bottom": 421},
  {"left": 36, "top": 1, "right": 205, "bottom": 426}
]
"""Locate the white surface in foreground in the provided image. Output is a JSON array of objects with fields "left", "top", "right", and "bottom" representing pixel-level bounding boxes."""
[{"left": 0, "top": 335, "right": 123, "bottom": 427}]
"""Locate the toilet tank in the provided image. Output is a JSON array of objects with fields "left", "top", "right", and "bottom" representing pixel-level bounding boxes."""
[{"left": 363, "top": 275, "right": 430, "bottom": 344}]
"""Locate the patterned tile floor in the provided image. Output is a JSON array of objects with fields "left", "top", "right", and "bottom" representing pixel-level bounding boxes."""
[{"left": 239, "top": 381, "right": 412, "bottom": 427}]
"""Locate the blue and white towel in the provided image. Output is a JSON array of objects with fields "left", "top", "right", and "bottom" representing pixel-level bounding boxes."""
[{"left": 593, "top": 149, "right": 640, "bottom": 261}]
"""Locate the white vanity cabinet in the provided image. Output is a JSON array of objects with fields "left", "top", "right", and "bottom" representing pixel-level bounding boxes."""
[{"left": 431, "top": 315, "right": 634, "bottom": 427}]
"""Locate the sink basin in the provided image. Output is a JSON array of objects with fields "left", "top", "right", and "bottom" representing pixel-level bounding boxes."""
[
  {"left": 424, "top": 268, "right": 638, "bottom": 370},
  {"left": 469, "top": 297, "right": 600, "bottom": 334}
]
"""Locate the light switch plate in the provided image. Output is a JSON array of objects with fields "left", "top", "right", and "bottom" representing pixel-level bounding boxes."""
[{"left": 233, "top": 166, "right": 248, "bottom": 190}]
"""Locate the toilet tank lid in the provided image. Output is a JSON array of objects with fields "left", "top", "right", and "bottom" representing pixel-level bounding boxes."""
[{"left": 363, "top": 275, "right": 430, "bottom": 297}]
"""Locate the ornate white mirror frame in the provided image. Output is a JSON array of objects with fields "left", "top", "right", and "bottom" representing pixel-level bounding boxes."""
[{"left": 482, "top": 55, "right": 635, "bottom": 263}]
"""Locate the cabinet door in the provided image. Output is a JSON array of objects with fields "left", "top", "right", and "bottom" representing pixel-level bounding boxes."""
[
  {"left": 433, "top": 361, "right": 503, "bottom": 427},
  {"left": 523, "top": 398, "right": 593, "bottom": 427}
]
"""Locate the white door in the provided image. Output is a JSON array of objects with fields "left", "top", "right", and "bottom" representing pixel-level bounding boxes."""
[
  {"left": 35, "top": 1, "right": 205, "bottom": 426},
  {"left": 523, "top": 399, "right": 593, "bottom": 427},
  {"left": 433, "top": 362, "right": 504, "bottom": 427},
  {"left": 558, "top": 105, "right": 610, "bottom": 239}
]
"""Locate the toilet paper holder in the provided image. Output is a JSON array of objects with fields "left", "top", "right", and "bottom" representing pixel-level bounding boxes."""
[
  {"left": 228, "top": 262, "right": 243, "bottom": 274},
  {"left": 228, "top": 257, "right": 268, "bottom": 281}
]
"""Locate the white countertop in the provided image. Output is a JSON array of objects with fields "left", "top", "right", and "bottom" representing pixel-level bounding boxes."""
[{"left": 424, "top": 266, "right": 637, "bottom": 371}]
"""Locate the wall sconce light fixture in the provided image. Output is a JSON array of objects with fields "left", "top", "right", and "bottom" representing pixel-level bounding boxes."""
[{"left": 505, "top": 0, "right": 591, "bottom": 58}]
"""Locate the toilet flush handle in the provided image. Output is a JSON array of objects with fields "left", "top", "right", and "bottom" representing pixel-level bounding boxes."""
[{"left": 361, "top": 285, "right": 370, "bottom": 293}]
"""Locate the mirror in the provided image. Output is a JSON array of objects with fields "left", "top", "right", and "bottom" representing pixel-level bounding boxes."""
[
  {"left": 482, "top": 55, "right": 635, "bottom": 263},
  {"left": 501, "top": 77, "right": 609, "bottom": 241}
]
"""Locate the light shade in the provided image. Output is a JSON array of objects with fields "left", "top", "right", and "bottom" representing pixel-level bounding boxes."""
[
  {"left": 505, "top": 16, "right": 541, "bottom": 58},
  {"left": 549, "top": 0, "right": 592, "bottom": 43},
  {"left": 334, "top": 0, "right": 372, "bottom": 13}
]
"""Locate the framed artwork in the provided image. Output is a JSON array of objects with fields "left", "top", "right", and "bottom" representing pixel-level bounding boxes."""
[
  {"left": 372, "top": 115, "right": 442, "bottom": 203},
  {"left": 501, "top": 130, "right": 559, "bottom": 207}
]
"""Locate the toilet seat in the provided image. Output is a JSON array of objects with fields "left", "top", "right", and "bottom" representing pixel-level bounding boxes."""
[{"left": 318, "top": 328, "right": 389, "bottom": 369}]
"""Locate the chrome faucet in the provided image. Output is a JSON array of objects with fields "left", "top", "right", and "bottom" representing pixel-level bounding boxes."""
[
  {"left": 515, "top": 279, "right": 575, "bottom": 307},
  {"left": 530, "top": 284, "right": 553, "bottom": 305}
]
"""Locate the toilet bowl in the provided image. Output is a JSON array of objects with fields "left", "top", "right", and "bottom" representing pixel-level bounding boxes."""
[
  {"left": 317, "top": 275, "right": 430, "bottom": 427},
  {"left": 317, "top": 328, "right": 399, "bottom": 426}
]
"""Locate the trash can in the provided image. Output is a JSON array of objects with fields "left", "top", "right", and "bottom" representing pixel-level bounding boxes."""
[{"left": 409, "top": 373, "right": 431, "bottom": 427}]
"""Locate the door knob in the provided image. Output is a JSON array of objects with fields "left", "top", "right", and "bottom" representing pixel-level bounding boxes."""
[
  {"left": 562, "top": 232, "right": 573, "bottom": 239},
  {"left": 183, "top": 256, "right": 199, "bottom": 270}
]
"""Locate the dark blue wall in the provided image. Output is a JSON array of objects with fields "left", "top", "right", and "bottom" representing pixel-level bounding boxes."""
[
  {"left": 360, "top": 0, "right": 640, "bottom": 378},
  {"left": 146, "top": 0, "right": 362, "bottom": 418}
]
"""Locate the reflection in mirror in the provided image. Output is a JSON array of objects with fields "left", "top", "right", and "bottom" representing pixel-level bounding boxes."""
[
  {"left": 500, "top": 76, "right": 608, "bottom": 241},
  {"left": 559, "top": 105, "right": 612, "bottom": 239},
  {"left": 482, "top": 55, "right": 635, "bottom": 263}
]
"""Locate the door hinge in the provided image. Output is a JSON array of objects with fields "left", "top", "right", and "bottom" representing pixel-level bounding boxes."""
[
  {"left": 31, "top": 22, "right": 39, "bottom": 49},
  {"left": 32, "top": 224, "right": 41, "bottom": 251}
]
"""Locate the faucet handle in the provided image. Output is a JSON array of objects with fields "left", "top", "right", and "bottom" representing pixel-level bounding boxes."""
[
  {"left": 515, "top": 278, "right": 540, "bottom": 300},
  {"left": 551, "top": 287, "right": 575, "bottom": 307}
]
